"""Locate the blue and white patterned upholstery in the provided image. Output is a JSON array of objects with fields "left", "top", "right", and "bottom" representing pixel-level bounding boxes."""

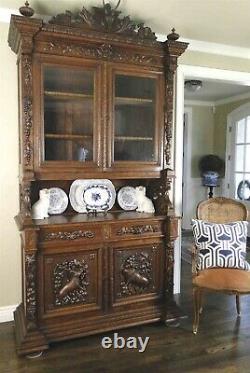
[{"left": 192, "top": 219, "right": 249, "bottom": 271}]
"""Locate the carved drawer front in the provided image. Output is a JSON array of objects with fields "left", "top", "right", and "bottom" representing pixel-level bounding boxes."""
[
  {"left": 111, "top": 243, "right": 164, "bottom": 307},
  {"left": 41, "top": 247, "right": 102, "bottom": 317},
  {"left": 110, "top": 221, "right": 164, "bottom": 241},
  {"left": 39, "top": 224, "right": 103, "bottom": 245}
]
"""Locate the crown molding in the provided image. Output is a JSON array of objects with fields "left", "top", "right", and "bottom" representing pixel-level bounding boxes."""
[
  {"left": 185, "top": 91, "right": 250, "bottom": 108},
  {"left": 214, "top": 91, "right": 250, "bottom": 106},
  {"left": 185, "top": 99, "right": 215, "bottom": 107},
  {"left": 157, "top": 34, "right": 250, "bottom": 60}
]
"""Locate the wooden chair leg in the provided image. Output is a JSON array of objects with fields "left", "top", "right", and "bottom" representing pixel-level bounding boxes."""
[
  {"left": 193, "top": 287, "right": 202, "bottom": 334},
  {"left": 236, "top": 294, "right": 240, "bottom": 316},
  {"left": 199, "top": 292, "right": 204, "bottom": 314}
]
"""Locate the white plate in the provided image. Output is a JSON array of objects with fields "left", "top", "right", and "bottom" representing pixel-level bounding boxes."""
[
  {"left": 117, "top": 186, "right": 137, "bottom": 211},
  {"left": 69, "top": 179, "right": 116, "bottom": 213},
  {"left": 69, "top": 180, "right": 87, "bottom": 213},
  {"left": 48, "top": 187, "right": 68, "bottom": 215}
]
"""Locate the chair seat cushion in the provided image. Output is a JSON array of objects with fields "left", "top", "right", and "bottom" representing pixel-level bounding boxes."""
[{"left": 193, "top": 268, "right": 250, "bottom": 292}]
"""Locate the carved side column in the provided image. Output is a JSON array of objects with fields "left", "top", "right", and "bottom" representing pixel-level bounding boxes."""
[
  {"left": 161, "top": 32, "right": 188, "bottom": 324},
  {"left": 164, "top": 215, "right": 183, "bottom": 323},
  {"left": 14, "top": 228, "right": 48, "bottom": 355},
  {"left": 164, "top": 32, "right": 188, "bottom": 168},
  {"left": 19, "top": 36, "right": 34, "bottom": 179},
  {"left": 149, "top": 34, "right": 188, "bottom": 215},
  {"left": 8, "top": 16, "right": 43, "bottom": 226},
  {"left": 22, "top": 229, "right": 38, "bottom": 330}
]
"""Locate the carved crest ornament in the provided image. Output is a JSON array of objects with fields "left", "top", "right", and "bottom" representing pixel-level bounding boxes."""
[{"left": 48, "top": 0, "right": 157, "bottom": 42}]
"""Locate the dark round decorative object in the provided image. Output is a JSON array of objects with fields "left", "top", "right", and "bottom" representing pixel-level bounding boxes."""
[
  {"left": 19, "top": 1, "right": 34, "bottom": 17},
  {"left": 199, "top": 154, "right": 224, "bottom": 175},
  {"left": 237, "top": 180, "right": 250, "bottom": 201},
  {"left": 167, "top": 28, "right": 180, "bottom": 41}
]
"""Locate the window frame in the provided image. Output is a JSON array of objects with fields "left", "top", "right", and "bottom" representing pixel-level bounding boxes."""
[{"left": 225, "top": 103, "right": 250, "bottom": 203}]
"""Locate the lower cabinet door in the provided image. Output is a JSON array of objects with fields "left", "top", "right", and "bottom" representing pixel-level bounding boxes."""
[
  {"left": 110, "top": 241, "right": 165, "bottom": 309},
  {"left": 39, "top": 246, "right": 103, "bottom": 319}
]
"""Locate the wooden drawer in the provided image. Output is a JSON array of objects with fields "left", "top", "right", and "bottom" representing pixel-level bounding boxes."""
[
  {"left": 39, "top": 224, "right": 103, "bottom": 245},
  {"left": 110, "top": 220, "right": 164, "bottom": 241}
]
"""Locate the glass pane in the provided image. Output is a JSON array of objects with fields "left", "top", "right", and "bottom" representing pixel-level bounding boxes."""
[
  {"left": 235, "top": 173, "right": 250, "bottom": 200},
  {"left": 245, "top": 145, "right": 250, "bottom": 172},
  {"left": 236, "top": 118, "right": 245, "bottom": 143},
  {"left": 235, "top": 173, "right": 244, "bottom": 199},
  {"left": 247, "top": 116, "right": 250, "bottom": 143},
  {"left": 114, "top": 75, "right": 156, "bottom": 161},
  {"left": 44, "top": 66, "right": 94, "bottom": 162},
  {"left": 235, "top": 144, "right": 244, "bottom": 172}
]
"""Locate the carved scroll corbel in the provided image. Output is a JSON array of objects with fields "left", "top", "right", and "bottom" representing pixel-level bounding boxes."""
[{"left": 20, "top": 182, "right": 32, "bottom": 218}]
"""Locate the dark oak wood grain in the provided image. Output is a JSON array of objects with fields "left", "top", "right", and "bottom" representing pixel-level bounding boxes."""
[
  {"left": 1, "top": 261, "right": 250, "bottom": 372},
  {"left": 8, "top": 2, "right": 187, "bottom": 356}
]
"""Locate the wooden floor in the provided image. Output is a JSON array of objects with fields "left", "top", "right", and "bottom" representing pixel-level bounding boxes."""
[{"left": 2, "top": 261, "right": 250, "bottom": 373}]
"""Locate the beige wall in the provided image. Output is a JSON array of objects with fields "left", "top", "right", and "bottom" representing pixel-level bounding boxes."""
[
  {"left": 214, "top": 98, "right": 250, "bottom": 160},
  {"left": 189, "top": 106, "right": 215, "bottom": 177},
  {"left": 0, "top": 22, "right": 21, "bottom": 308},
  {"left": 180, "top": 50, "right": 250, "bottom": 73},
  {"left": 1, "top": 17, "right": 250, "bottom": 309}
]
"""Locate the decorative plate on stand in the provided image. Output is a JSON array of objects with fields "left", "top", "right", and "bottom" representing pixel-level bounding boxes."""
[
  {"left": 48, "top": 187, "right": 68, "bottom": 215},
  {"left": 69, "top": 179, "right": 116, "bottom": 213},
  {"left": 117, "top": 186, "right": 137, "bottom": 211}
]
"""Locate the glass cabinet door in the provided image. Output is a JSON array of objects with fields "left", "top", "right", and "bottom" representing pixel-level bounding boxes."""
[
  {"left": 113, "top": 74, "right": 158, "bottom": 163},
  {"left": 43, "top": 65, "right": 95, "bottom": 163}
]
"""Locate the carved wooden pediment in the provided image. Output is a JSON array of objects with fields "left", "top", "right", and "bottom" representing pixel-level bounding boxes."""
[{"left": 49, "top": 2, "right": 157, "bottom": 42}]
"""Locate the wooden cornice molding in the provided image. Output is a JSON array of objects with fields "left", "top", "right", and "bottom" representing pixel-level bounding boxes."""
[
  {"left": 164, "top": 40, "right": 189, "bottom": 72},
  {"left": 8, "top": 15, "right": 42, "bottom": 54}
]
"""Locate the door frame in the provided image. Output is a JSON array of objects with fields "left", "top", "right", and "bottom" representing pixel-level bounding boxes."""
[
  {"left": 182, "top": 107, "right": 193, "bottom": 230},
  {"left": 173, "top": 64, "right": 250, "bottom": 294}
]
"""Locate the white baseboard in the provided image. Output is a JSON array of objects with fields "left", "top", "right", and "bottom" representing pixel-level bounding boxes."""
[{"left": 0, "top": 304, "right": 17, "bottom": 323}]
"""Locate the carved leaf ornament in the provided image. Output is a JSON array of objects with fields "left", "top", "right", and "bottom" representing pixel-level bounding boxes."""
[{"left": 49, "top": 1, "right": 156, "bottom": 42}]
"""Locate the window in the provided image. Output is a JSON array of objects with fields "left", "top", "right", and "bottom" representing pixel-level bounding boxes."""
[{"left": 226, "top": 105, "right": 250, "bottom": 203}]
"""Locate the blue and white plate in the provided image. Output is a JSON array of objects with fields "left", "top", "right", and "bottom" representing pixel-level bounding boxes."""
[
  {"left": 48, "top": 187, "right": 68, "bottom": 215},
  {"left": 84, "top": 184, "right": 112, "bottom": 211},
  {"left": 117, "top": 186, "right": 137, "bottom": 211}
]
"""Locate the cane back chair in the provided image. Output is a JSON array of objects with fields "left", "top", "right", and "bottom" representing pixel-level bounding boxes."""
[{"left": 192, "top": 197, "right": 249, "bottom": 334}]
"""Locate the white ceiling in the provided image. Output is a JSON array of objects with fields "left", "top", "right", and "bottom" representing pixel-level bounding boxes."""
[
  {"left": 185, "top": 80, "right": 250, "bottom": 102},
  {"left": 1, "top": 0, "right": 250, "bottom": 48}
]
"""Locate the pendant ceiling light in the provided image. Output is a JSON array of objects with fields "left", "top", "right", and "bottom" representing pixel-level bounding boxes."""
[{"left": 185, "top": 79, "right": 202, "bottom": 92}]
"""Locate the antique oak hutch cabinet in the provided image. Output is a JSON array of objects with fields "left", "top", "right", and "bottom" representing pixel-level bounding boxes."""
[{"left": 8, "top": 1, "right": 187, "bottom": 355}]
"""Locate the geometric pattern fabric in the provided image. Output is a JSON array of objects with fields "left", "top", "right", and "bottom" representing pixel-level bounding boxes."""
[{"left": 191, "top": 219, "right": 249, "bottom": 271}]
